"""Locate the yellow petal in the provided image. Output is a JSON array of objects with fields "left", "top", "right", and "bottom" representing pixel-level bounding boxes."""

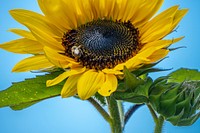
[
  {"left": 10, "top": 9, "right": 61, "bottom": 36},
  {"left": 88, "top": 0, "right": 115, "bottom": 20},
  {"left": 114, "top": 62, "right": 126, "bottom": 71},
  {"left": 120, "top": 0, "right": 141, "bottom": 22},
  {"left": 124, "top": 56, "right": 144, "bottom": 70},
  {"left": 61, "top": 74, "right": 81, "bottom": 98},
  {"left": 70, "top": 0, "right": 94, "bottom": 26},
  {"left": 132, "top": 0, "right": 164, "bottom": 27},
  {"left": 141, "top": 8, "right": 187, "bottom": 42},
  {"left": 140, "top": 6, "right": 179, "bottom": 33},
  {"left": 123, "top": 47, "right": 162, "bottom": 70},
  {"left": 100, "top": 0, "right": 115, "bottom": 19},
  {"left": 38, "top": 0, "right": 72, "bottom": 31},
  {"left": 46, "top": 67, "right": 86, "bottom": 87},
  {"left": 171, "top": 9, "right": 189, "bottom": 31},
  {"left": 9, "top": 29, "right": 36, "bottom": 40},
  {"left": 77, "top": 70, "right": 105, "bottom": 100},
  {"left": 0, "top": 38, "right": 43, "bottom": 54},
  {"left": 141, "top": 17, "right": 173, "bottom": 43},
  {"left": 44, "top": 46, "right": 79, "bottom": 68},
  {"left": 140, "top": 37, "right": 184, "bottom": 52},
  {"left": 112, "top": 0, "right": 126, "bottom": 20},
  {"left": 124, "top": 36, "right": 180, "bottom": 69},
  {"left": 140, "top": 6, "right": 179, "bottom": 43},
  {"left": 147, "top": 49, "right": 169, "bottom": 63},
  {"left": 98, "top": 74, "right": 117, "bottom": 96},
  {"left": 57, "top": 0, "right": 81, "bottom": 28},
  {"left": 24, "top": 22, "right": 64, "bottom": 51},
  {"left": 10, "top": 9, "right": 64, "bottom": 51},
  {"left": 12, "top": 55, "right": 54, "bottom": 72},
  {"left": 112, "top": 0, "right": 128, "bottom": 20},
  {"left": 102, "top": 68, "right": 123, "bottom": 75}
]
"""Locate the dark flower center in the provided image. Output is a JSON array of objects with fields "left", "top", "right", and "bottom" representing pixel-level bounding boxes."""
[{"left": 62, "top": 19, "right": 139, "bottom": 70}]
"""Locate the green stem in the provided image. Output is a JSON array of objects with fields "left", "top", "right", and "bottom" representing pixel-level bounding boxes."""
[
  {"left": 107, "top": 97, "right": 123, "bottom": 133},
  {"left": 154, "top": 116, "right": 164, "bottom": 133},
  {"left": 88, "top": 98, "right": 111, "bottom": 123},
  {"left": 124, "top": 104, "right": 144, "bottom": 125},
  {"left": 147, "top": 104, "right": 164, "bottom": 133},
  {"left": 117, "top": 101, "right": 124, "bottom": 129},
  {"left": 147, "top": 104, "right": 158, "bottom": 124}
]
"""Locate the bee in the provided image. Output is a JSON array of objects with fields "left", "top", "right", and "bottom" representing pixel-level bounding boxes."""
[{"left": 71, "top": 45, "right": 83, "bottom": 58}]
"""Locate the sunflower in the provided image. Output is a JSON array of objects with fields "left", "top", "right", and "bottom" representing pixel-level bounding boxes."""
[{"left": 0, "top": 0, "right": 188, "bottom": 100}]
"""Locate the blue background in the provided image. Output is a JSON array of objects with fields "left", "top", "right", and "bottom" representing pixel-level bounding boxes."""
[{"left": 0, "top": 0, "right": 199, "bottom": 133}]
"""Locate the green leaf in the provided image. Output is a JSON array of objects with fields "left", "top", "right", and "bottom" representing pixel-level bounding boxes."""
[
  {"left": 10, "top": 101, "right": 40, "bottom": 110},
  {"left": 124, "top": 67, "right": 144, "bottom": 91},
  {"left": 0, "top": 71, "right": 63, "bottom": 110},
  {"left": 168, "top": 68, "right": 200, "bottom": 83}
]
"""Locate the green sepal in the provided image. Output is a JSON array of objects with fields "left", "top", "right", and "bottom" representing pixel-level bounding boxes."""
[
  {"left": 176, "top": 112, "right": 200, "bottom": 126},
  {"left": 114, "top": 77, "right": 153, "bottom": 104},
  {"left": 160, "top": 96, "right": 177, "bottom": 117},
  {"left": 157, "top": 84, "right": 180, "bottom": 117},
  {"left": 168, "top": 46, "right": 186, "bottom": 51},
  {"left": 116, "top": 81, "right": 126, "bottom": 92},
  {"left": 131, "top": 58, "right": 169, "bottom": 76},
  {"left": 134, "top": 77, "right": 153, "bottom": 97},
  {"left": 179, "top": 98, "right": 191, "bottom": 117},
  {"left": 133, "top": 68, "right": 171, "bottom": 77},
  {"left": 113, "top": 92, "right": 148, "bottom": 104},
  {"left": 123, "top": 66, "right": 144, "bottom": 91},
  {"left": 167, "top": 109, "right": 184, "bottom": 125},
  {"left": 94, "top": 93, "right": 106, "bottom": 106},
  {"left": 0, "top": 71, "right": 63, "bottom": 110},
  {"left": 149, "top": 77, "right": 173, "bottom": 110},
  {"left": 160, "top": 84, "right": 179, "bottom": 100},
  {"left": 149, "top": 77, "right": 178, "bottom": 114},
  {"left": 149, "top": 95, "right": 161, "bottom": 112},
  {"left": 149, "top": 76, "right": 169, "bottom": 95}
]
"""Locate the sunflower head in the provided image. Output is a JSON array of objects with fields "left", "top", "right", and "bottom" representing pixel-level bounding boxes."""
[
  {"left": 62, "top": 19, "right": 140, "bottom": 70},
  {"left": 0, "top": 0, "right": 188, "bottom": 100}
]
